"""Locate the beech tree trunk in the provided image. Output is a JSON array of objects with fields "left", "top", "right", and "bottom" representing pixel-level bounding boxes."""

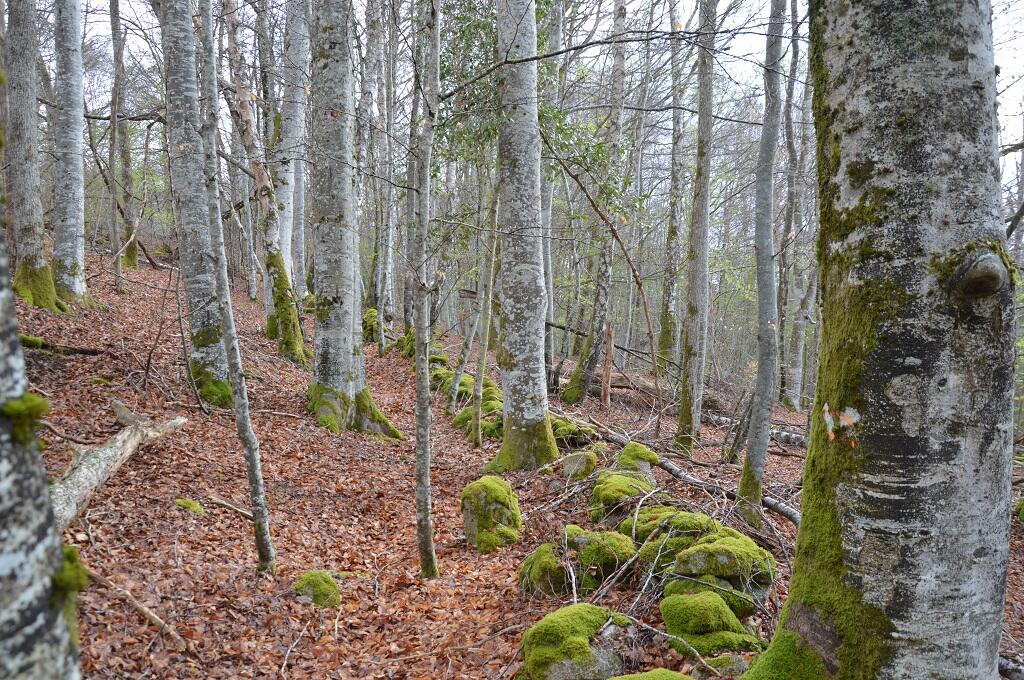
[
  {"left": 0, "top": 241, "right": 79, "bottom": 678},
  {"left": 52, "top": 0, "right": 88, "bottom": 304},
  {"left": 675, "top": 0, "right": 717, "bottom": 452},
  {"left": 491, "top": 0, "right": 559, "bottom": 472},
  {"left": 152, "top": 0, "right": 231, "bottom": 405},
  {"left": 738, "top": 0, "right": 786, "bottom": 523},
  {"left": 746, "top": 0, "right": 1014, "bottom": 677},
  {"left": 7, "top": 0, "right": 59, "bottom": 312}
]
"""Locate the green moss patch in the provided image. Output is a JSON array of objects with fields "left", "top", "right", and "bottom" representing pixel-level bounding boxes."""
[
  {"left": 190, "top": 360, "right": 233, "bottom": 409},
  {"left": 293, "top": 569, "right": 340, "bottom": 608},
  {"left": 563, "top": 449, "right": 599, "bottom": 480},
  {"left": 590, "top": 471, "right": 654, "bottom": 523},
  {"left": 51, "top": 545, "right": 89, "bottom": 646},
  {"left": 550, "top": 415, "right": 597, "bottom": 447},
  {"left": 665, "top": 576, "right": 759, "bottom": 619},
  {"left": 519, "top": 543, "right": 569, "bottom": 597},
  {"left": 1, "top": 392, "right": 49, "bottom": 446},
  {"left": 13, "top": 261, "right": 61, "bottom": 312},
  {"left": 487, "top": 414, "right": 559, "bottom": 472},
  {"left": 18, "top": 333, "right": 45, "bottom": 349},
  {"left": 673, "top": 531, "right": 775, "bottom": 586},
  {"left": 611, "top": 671, "right": 693, "bottom": 680},
  {"left": 175, "top": 498, "right": 207, "bottom": 516},
  {"left": 265, "top": 251, "right": 306, "bottom": 365},
  {"left": 460, "top": 475, "right": 523, "bottom": 553},
  {"left": 565, "top": 525, "right": 637, "bottom": 592},
  {"left": 615, "top": 442, "right": 659, "bottom": 472},
  {"left": 520, "top": 603, "right": 628, "bottom": 679},
  {"left": 617, "top": 506, "right": 719, "bottom": 543},
  {"left": 659, "top": 592, "right": 760, "bottom": 658},
  {"left": 362, "top": 307, "right": 378, "bottom": 342}
]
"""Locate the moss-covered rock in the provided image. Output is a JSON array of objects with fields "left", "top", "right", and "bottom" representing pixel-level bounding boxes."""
[
  {"left": 674, "top": 531, "right": 776, "bottom": 586},
  {"left": 293, "top": 569, "right": 340, "bottom": 607},
  {"left": 550, "top": 415, "right": 598, "bottom": 447},
  {"left": 563, "top": 449, "right": 598, "bottom": 481},
  {"left": 659, "top": 592, "right": 761, "bottom": 658},
  {"left": 638, "top": 536, "right": 701, "bottom": 576},
  {"left": 664, "top": 576, "right": 759, "bottom": 619},
  {"left": 520, "top": 603, "right": 628, "bottom": 679},
  {"left": 614, "top": 442, "right": 659, "bottom": 476},
  {"left": 174, "top": 498, "right": 207, "bottom": 516},
  {"left": 519, "top": 543, "right": 568, "bottom": 597},
  {"left": 617, "top": 506, "right": 718, "bottom": 543},
  {"left": 51, "top": 545, "right": 89, "bottom": 646},
  {"left": 565, "top": 525, "right": 637, "bottom": 592},
  {"left": 610, "top": 671, "right": 693, "bottom": 680},
  {"left": 460, "top": 475, "right": 523, "bottom": 553},
  {"left": 691, "top": 654, "right": 748, "bottom": 679},
  {"left": 590, "top": 471, "right": 654, "bottom": 523}
]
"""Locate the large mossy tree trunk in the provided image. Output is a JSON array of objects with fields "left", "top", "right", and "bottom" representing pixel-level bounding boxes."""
[
  {"left": 152, "top": 0, "right": 231, "bottom": 406},
  {"left": 737, "top": 0, "right": 785, "bottom": 525},
  {"left": 225, "top": 0, "right": 305, "bottom": 365},
  {"left": 0, "top": 234, "right": 80, "bottom": 679},
  {"left": 309, "top": 0, "right": 400, "bottom": 440},
  {"left": 7, "top": 0, "right": 60, "bottom": 313},
  {"left": 489, "top": 0, "right": 559, "bottom": 473},
  {"left": 52, "top": 0, "right": 89, "bottom": 305},
  {"left": 745, "top": 0, "right": 1014, "bottom": 677},
  {"left": 675, "top": 0, "right": 717, "bottom": 453}
]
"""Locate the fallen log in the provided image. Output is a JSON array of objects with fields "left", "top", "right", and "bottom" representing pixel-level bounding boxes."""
[
  {"left": 551, "top": 408, "right": 802, "bottom": 525},
  {"left": 1000, "top": 656, "right": 1024, "bottom": 680},
  {"left": 50, "top": 401, "right": 186, "bottom": 530}
]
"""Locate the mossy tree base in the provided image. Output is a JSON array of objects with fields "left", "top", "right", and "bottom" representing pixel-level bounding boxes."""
[
  {"left": 190, "top": 361, "right": 233, "bottom": 408},
  {"left": 307, "top": 383, "right": 402, "bottom": 439},
  {"left": 13, "top": 262, "right": 63, "bottom": 313},
  {"left": 487, "top": 413, "right": 559, "bottom": 472}
]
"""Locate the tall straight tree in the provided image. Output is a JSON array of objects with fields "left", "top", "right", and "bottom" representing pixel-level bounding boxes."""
[
  {"left": 150, "top": 0, "right": 232, "bottom": 407},
  {"left": 7, "top": 0, "right": 59, "bottom": 312},
  {"left": 745, "top": 0, "right": 1014, "bottom": 677},
  {"left": 737, "top": 0, "right": 786, "bottom": 523},
  {"left": 52, "top": 0, "right": 88, "bottom": 305},
  {"left": 198, "top": 0, "right": 276, "bottom": 572},
  {"left": 0, "top": 250, "right": 81, "bottom": 676},
  {"left": 308, "top": 0, "right": 401, "bottom": 439},
  {"left": 488, "top": 0, "right": 559, "bottom": 472},
  {"left": 224, "top": 0, "right": 306, "bottom": 365},
  {"left": 675, "top": 0, "right": 717, "bottom": 452},
  {"left": 410, "top": 0, "right": 440, "bottom": 578}
]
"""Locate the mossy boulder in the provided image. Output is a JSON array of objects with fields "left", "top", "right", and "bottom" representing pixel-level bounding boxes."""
[
  {"left": 460, "top": 475, "right": 523, "bottom": 553},
  {"left": 673, "top": 531, "right": 776, "bottom": 587},
  {"left": 637, "top": 536, "right": 701, "bottom": 576},
  {"left": 614, "top": 442, "right": 659, "bottom": 478},
  {"left": 664, "top": 576, "right": 759, "bottom": 618},
  {"left": 520, "top": 543, "right": 569, "bottom": 597},
  {"left": 521, "top": 603, "right": 629, "bottom": 679},
  {"left": 611, "top": 671, "right": 693, "bottom": 680},
  {"left": 563, "top": 449, "right": 599, "bottom": 481},
  {"left": 293, "top": 569, "right": 341, "bottom": 607},
  {"left": 550, "top": 415, "right": 598, "bottom": 447},
  {"left": 691, "top": 655, "right": 748, "bottom": 679},
  {"left": 565, "top": 525, "right": 637, "bottom": 593},
  {"left": 617, "top": 506, "right": 719, "bottom": 542},
  {"left": 590, "top": 471, "right": 653, "bottom": 523},
  {"left": 659, "top": 592, "right": 761, "bottom": 658}
]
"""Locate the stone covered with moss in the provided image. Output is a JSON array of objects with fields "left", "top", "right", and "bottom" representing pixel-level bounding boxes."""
[
  {"left": 613, "top": 442, "right": 659, "bottom": 479},
  {"left": 564, "top": 525, "right": 637, "bottom": 593},
  {"left": 673, "top": 529, "right": 775, "bottom": 587},
  {"left": 460, "top": 475, "right": 523, "bottom": 553},
  {"left": 617, "top": 506, "right": 718, "bottom": 543},
  {"left": 589, "top": 471, "right": 654, "bottom": 523},
  {"left": 664, "top": 576, "right": 759, "bottom": 619},
  {"left": 659, "top": 592, "right": 760, "bottom": 658},
  {"left": 293, "top": 569, "right": 341, "bottom": 607},
  {"left": 550, "top": 415, "right": 598, "bottom": 447},
  {"left": 610, "top": 671, "right": 693, "bottom": 680},
  {"left": 519, "top": 542, "right": 568, "bottom": 597},
  {"left": 563, "top": 449, "right": 599, "bottom": 481},
  {"left": 520, "top": 603, "right": 628, "bottom": 679}
]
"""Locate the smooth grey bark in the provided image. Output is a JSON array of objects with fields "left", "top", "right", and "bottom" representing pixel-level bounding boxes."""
[
  {"left": 540, "top": 0, "right": 563, "bottom": 387},
  {"left": 108, "top": 0, "right": 125, "bottom": 293},
  {"left": 738, "top": 0, "right": 786, "bottom": 523},
  {"left": 0, "top": 248, "right": 80, "bottom": 678},
  {"left": 271, "top": 0, "right": 311, "bottom": 283},
  {"left": 152, "top": 0, "right": 230, "bottom": 388},
  {"left": 784, "top": 265, "right": 816, "bottom": 410},
  {"left": 675, "top": 0, "right": 717, "bottom": 452},
  {"left": 199, "top": 0, "right": 276, "bottom": 571},
  {"left": 402, "top": 19, "right": 421, "bottom": 335},
  {"left": 292, "top": 160, "right": 307, "bottom": 300},
  {"left": 746, "top": 0, "right": 1014, "bottom": 677},
  {"left": 309, "top": 0, "right": 399, "bottom": 438},
  {"left": 229, "top": 125, "right": 259, "bottom": 300},
  {"left": 411, "top": 0, "right": 439, "bottom": 578},
  {"left": 7, "top": 0, "right": 59, "bottom": 311},
  {"left": 52, "top": 0, "right": 88, "bottom": 304},
  {"left": 376, "top": 2, "right": 398, "bottom": 354},
  {"left": 492, "top": 0, "right": 558, "bottom": 472},
  {"left": 471, "top": 182, "right": 498, "bottom": 448}
]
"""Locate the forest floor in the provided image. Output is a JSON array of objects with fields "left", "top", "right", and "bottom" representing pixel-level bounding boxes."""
[{"left": 17, "top": 257, "right": 1024, "bottom": 678}]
